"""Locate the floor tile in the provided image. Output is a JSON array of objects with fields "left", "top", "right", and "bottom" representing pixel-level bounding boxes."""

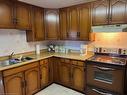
[{"left": 35, "top": 83, "right": 85, "bottom": 95}]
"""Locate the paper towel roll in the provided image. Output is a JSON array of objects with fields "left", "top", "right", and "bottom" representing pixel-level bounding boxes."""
[{"left": 36, "top": 44, "right": 40, "bottom": 55}]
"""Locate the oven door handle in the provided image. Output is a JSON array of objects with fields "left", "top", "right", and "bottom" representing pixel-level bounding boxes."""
[
  {"left": 94, "top": 66, "right": 115, "bottom": 71},
  {"left": 92, "top": 89, "right": 112, "bottom": 95}
]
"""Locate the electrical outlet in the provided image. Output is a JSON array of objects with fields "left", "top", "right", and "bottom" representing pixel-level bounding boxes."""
[
  {"left": 121, "top": 49, "right": 127, "bottom": 55},
  {"left": 101, "top": 48, "right": 108, "bottom": 53},
  {"left": 110, "top": 48, "right": 118, "bottom": 54}
]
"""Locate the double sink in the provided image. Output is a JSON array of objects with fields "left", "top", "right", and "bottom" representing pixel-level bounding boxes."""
[{"left": 0, "top": 56, "right": 34, "bottom": 67}]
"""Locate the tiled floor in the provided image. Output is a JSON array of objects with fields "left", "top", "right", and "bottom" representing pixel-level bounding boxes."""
[{"left": 35, "top": 84, "right": 85, "bottom": 95}]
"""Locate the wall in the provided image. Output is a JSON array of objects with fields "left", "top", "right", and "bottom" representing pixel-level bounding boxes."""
[{"left": 0, "top": 29, "right": 47, "bottom": 57}]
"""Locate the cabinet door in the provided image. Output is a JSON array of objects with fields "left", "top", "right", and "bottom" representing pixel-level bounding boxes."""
[
  {"left": 16, "top": 2, "right": 32, "bottom": 30},
  {"left": 110, "top": 0, "right": 127, "bottom": 24},
  {"left": 59, "top": 8, "right": 68, "bottom": 40},
  {"left": 53, "top": 58, "right": 60, "bottom": 83},
  {"left": 40, "top": 60, "right": 50, "bottom": 88},
  {"left": 59, "top": 62, "right": 71, "bottom": 87},
  {"left": 71, "top": 65, "right": 85, "bottom": 92},
  {"left": 67, "top": 7, "right": 79, "bottom": 40},
  {"left": 4, "top": 73, "right": 25, "bottom": 95},
  {"left": 45, "top": 9, "right": 59, "bottom": 40},
  {"left": 92, "top": 0, "right": 109, "bottom": 25},
  {"left": 33, "top": 7, "right": 45, "bottom": 41},
  {"left": 78, "top": 4, "right": 91, "bottom": 41},
  {"left": 0, "top": 0, "right": 14, "bottom": 28},
  {"left": 25, "top": 67, "right": 40, "bottom": 95}
]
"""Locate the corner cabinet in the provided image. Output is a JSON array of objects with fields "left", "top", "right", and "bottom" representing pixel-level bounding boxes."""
[
  {"left": 53, "top": 58, "right": 86, "bottom": 92},
  {"left": 92, "top": 0, "right": 127, "bottom": 25},
  {"left": 44, "top": 9, "right": 59, "bottom": 40}
]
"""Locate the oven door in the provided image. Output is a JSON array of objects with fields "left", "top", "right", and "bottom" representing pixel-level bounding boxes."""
[{"left": 87, "top": 64, "right": 124, "bottom": 94}]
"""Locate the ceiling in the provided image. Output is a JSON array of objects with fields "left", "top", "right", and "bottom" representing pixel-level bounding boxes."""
[{"left": 18, "top": 0, "right": 95, "bottom": 8}]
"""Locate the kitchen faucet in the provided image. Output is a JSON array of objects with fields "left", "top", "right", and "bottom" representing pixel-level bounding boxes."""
[{"left": 9, "top": 52, "right": 14, "bottom": 60}]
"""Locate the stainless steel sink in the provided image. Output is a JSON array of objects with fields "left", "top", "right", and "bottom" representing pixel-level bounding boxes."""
[{"left": 0, "top": 56, "right": 34, "bottom": 67}]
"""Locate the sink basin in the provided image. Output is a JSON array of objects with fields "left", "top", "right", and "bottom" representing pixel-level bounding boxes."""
[{"left": 0, "top": 56, "right": 34, "bottom": 67}]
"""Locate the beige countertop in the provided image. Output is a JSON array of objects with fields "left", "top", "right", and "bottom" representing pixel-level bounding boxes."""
[{"left": 0, "top": 52, "right": 94, "bottom": 71}]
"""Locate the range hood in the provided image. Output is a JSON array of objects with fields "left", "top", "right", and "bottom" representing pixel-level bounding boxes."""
[{"left": 91, "top": 24, "right": 127, "bottom": 32}]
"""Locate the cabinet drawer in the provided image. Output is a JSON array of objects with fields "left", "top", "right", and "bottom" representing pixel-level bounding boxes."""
[
  {"left": 72, "top": 60, "right": 84, "bottom": 66},
  {"left": 60, "top": 58, "right": 70, "bottom": 63},
  {"left": 40, "top": 59, "right": 49, "bottom": 65},
  {"left": 3, "top": 61, "right": 39, "bottom": 77}
]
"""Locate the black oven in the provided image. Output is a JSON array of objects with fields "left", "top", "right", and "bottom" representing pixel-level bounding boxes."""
[{"left": 86, "top": 60, "right": 126, "bottom": 95}]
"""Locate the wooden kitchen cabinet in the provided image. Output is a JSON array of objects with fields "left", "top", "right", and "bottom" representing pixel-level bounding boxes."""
[
  {"left": 109, "top": 0, "right": 127, "bottom": 24},
  {"left": 0, "top": 0, "right": 32, "bottom": 29},
  {"left": 4, "top": 73, "right": 25, "bottom": 95},
  {"left": 3, "top": 61, "right": 40, "bottom": 95},
  {"left": 78, "top": 4, "right": 91, "bottom": 40},
  {"left": 40, "top": 59, "right": 50, "bottom": 88},
  {"left": 26, "top": 7, "right": 45, "bottom": 42},
  {"left": 0, "top": 0, "right": 14, "bottom": 28},
  {"left": 92, "top": 0, "right": 109, "bottom": 25},
  {"left": 15, "top": 2, "right": 32, "bottom": 30},
  {"left": 60, "top": 3, "right": 91, "bottom": 41},
  {"left": 92, "top": 0, "right": 127, "bottom": 25},
  {"left": 45, "top": 9, "right": 59, "bottom": 40},
  {"left": 59, "top": 8, "right": 68, "bottom": 40},
  {"left": 59, "top": 59, "right": 71, "bottom": 87},
  {"left": 71, "top": 65, "right": 85, "bottom": 91},
  {"left": 25, "top": 67, "right": 40, "bottom": 95},
  {"left": 67, "top": 6, "right": 79, "bottom": 40}
]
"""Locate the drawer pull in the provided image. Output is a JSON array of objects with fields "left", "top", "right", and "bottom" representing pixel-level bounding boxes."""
[{"left": 92, "top": 89, "right": 112, "bottom": 95}]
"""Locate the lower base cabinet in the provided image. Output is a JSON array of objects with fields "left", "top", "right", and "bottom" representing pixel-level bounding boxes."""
[
  {"left": 25, "top": 67, "right": 40, "bottom": 95},
  {"left": 72, "top": 65, "right": 85, "bottom": 91},
  {"left": 53, "top": 58, "right": 86, "bottom": 92},
  {"left": 40, "top": 59, "right": 50, "bottom": 88},
  {"left": 2, "top": 57, "right": 86, "bottom": 95},
  {"left": 3, "top": 62, "right": 40, "bottom": 95},
  {"left": 4, "top": 73, "right": 25, "bottom": 95}
]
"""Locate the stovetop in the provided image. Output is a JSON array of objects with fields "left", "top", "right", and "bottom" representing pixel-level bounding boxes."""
[{"left": 87, "top": 55, "right": 127, "bottom": 66}]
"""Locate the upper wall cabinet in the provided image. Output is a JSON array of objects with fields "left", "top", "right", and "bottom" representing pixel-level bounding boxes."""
[
  {"left": 0, "top": 0, "right": 15, "bottom": 28},
  {"left": 0, "top": 0, "right": 32, "bottom": 30},
  {"left": 26, "top": 7, "right": 45, "bottom": 42},
  {"left": 59, "top": 8, "right": 68, "bottom": 40},
  {"left": 45, "top": 9, "right": 59, "bottom": 40},
  {"left": 78, "top": 4, "right": 91, "bottom": 41},
  {"left": 59, "top": 3, "right": 91, "bottom": 41},
  {"left": 110, "top": 0, "right": 127, "bottom": 24},
  {"left": 15, "top": 2, "right": 32, "bottom": 30},
  {"left": 92, "top": 0, "right": 127, "bottom": 25}
]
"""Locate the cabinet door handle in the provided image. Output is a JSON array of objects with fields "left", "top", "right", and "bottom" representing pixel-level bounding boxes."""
[
  {"left": 94, "top": 66, "right": 115, "bottom": 71},
  {"left": 92, "top": 89, "right": 112, "bottom": 95},
  {"left": 77, "top": 32, "right": 80, "bottom": 37}
]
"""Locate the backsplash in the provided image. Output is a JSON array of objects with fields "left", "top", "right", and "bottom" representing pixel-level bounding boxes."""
[
  {"left": 93, "top": 32, "right": 127, "bottom": 48},
  {"left": 0, "top": 29, "right": 47, "bottom": 57}
]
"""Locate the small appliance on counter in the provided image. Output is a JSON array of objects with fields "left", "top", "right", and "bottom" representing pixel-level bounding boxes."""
[
  {"left": 47, "top": 44, "right": 55, "bottom": 52},
  {"left": 35, "top": 44, "right": 40, "bottom": 55},
  {"left": 80, "top": 44, "right": 88, "bottom": 56}
]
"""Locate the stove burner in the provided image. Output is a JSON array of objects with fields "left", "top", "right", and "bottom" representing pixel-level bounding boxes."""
[{"left": 88, "top": 55, "right": 126, "bottom": 65}]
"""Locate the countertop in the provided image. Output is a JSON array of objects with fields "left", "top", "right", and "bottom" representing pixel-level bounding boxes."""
[{"left": 0, "top": 52, "right": 94, "bottom": 71}]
